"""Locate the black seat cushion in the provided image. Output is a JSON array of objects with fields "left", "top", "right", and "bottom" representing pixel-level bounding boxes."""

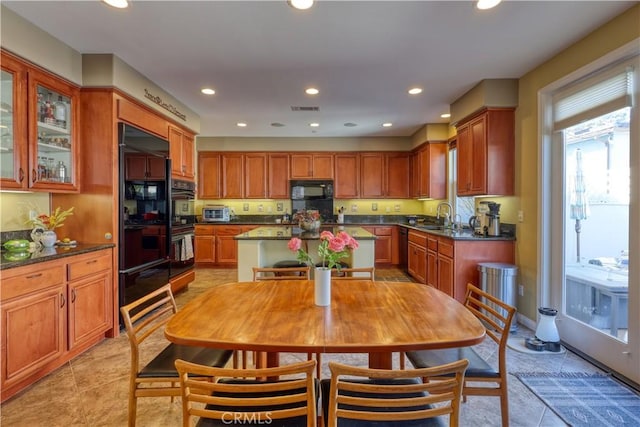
[
  {"left": 406, "top": 347, "right": 497, "bottom": 378},
  {"left": 273, "top": 260, "right": 307, "bottom": 268},
  {"left": 320, "top": 377, "right": 447, "bottom": 427},
  {"left": 195, "top": 378, "right": 319, "bottom": 427},
  {"left": 139, "top": 344, "right": 233, "bottom": 378}
]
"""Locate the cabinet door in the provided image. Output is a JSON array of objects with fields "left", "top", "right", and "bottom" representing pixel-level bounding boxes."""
[
  {"left": 68, "top": 271, "right": 111, "bottom": 350},
  {"left": 221, "top": 153, "right": 244, "bottom": 198},
  {"left": 437, "top": 255, "right": 454, "bottom": 297},
  {"left": 181, "top": 132, "right": 195, "bottom": 180},
  {"left": 198, "top": 152, "right": 221, "bottom": 199},
  {"left": 386, "top": 153, "right": 410, "bottom": 198},
  {"left": 456, "top": 124, "right": 472, "bottom": 195},
  {"left": 268, "top": 153, "right": 289, "bottom": 199},
  {"left": 0, "top": 52, "right": 28, "bottom": 190},
  {"left": 169, "top": 126, "right": 195, "bottom": 180},
  {"left": 335, "top": 153, "right": 359, "bottom": 198},
  {"left": 146, "top": 156, "right": 166, "bottom": 180},
  {"left": 407, "top": 243, "right": 426, "bottom": 284},
  {"left": 469, "top": 115, "right": 487, "bottom": 194},
  {"left": 125, "top": 154, "right": 148, "bottom": 180},
  {"left": 290, "top": 154, "right": 313, "bottom": 178},
  {"left": 194, "top": 236, "right": 215, "bottom": 263},
  {"left": 426, "top": 250, "right": 438, "bottom": 288},
  {"left": 360, "top": 153, "right": 384, "bottom": 198},
  {"left": 244, "top": 153, "right": 267, "bottom": 198},
  {"left": 312, "top": 154, "right": 334, "bottom": 179},
  {"left": 1, "top": 285, "right": 66, "bottom": 390},
  {"left": 28, "top": 69, "right": 79, "bottom": 192},
  {"left": 216, "top": 226, "right": 243, "bottom": 265}
]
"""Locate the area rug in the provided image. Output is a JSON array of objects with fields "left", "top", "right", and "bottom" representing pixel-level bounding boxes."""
[{"left": 514, "top": 372, "right": 640, "bottom": 426}]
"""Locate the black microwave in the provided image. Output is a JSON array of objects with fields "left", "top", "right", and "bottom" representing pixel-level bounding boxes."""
[{"left": 290, "top": 180, "right": 334, "bottom": 200}]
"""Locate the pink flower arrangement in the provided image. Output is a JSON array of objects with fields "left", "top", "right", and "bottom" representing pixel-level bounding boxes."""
[{"left": 288, "top": 230, "right": 359, "bottom": 270}]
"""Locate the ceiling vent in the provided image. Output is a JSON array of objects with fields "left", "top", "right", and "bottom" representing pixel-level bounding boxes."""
[{"left": 291, "top": 106, "right": 320, "bottom": 112}]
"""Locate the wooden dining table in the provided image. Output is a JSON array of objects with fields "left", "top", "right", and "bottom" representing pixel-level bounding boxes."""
[{"left": 164, "top": 280, "right": 486, "bottom": 369}]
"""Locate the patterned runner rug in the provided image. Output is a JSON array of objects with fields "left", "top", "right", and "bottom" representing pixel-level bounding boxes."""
[{"left": 514, "top": 372, "right": 640, "bottom": 426}]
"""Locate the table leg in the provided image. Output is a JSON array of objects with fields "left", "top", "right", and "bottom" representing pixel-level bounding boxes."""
[{"left": 369, "top": 352, "right": 393, "bottom": 369}]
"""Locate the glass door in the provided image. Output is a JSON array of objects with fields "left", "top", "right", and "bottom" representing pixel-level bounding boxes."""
[{"left": 0, "top": 52, "right": 27, "bottom": 190}]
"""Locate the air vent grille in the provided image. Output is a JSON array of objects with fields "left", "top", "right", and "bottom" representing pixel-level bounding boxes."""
[{"left": 291, "top": 106, "right": 320, "bottom": 111}]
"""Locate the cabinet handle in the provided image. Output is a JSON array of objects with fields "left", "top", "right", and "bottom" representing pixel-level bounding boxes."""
[
  {"left": 71, "top": 289, "right": 76, "bottom": 303},
  {"left": 19, "top": 168, "right": 24, "bottom": 183},
  {"left": 26, "top": 273, "right": 43, "bottom": 279},
  {"left": 60, "top": 293, "right": 66, "bottom": 308},
  {"left": 32, "top": 168, "right": 37, "bottom": 182},
  {"left": 86, "top": 260, "right": 97, "bottom": 265}
]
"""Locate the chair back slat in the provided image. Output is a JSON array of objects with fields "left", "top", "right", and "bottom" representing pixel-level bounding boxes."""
[
  {"left": 332, "top": 267, "right": 375, "bottom": 280},
  {"left": 253, "top": 266, "right": 311, "bottom": 280}
]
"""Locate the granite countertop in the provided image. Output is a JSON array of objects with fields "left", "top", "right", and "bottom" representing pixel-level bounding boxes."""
[
  {"left": 0, "top": 243, "right": 115, "bottom": 270},
  {"left": 399, "top": 224, "right": 516, "bottom": 241},
  {"left": 234, "top": 226, "right": 376, "bottom": 240}
]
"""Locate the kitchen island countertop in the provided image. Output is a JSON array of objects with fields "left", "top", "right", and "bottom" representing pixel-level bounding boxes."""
[{"left": 234, "top": 226, "right": 376, "bottom": 240}]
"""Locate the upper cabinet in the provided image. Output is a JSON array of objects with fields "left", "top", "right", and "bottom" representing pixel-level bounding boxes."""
[
  {"left": 169, "top": 125, "right": 195, "bottom": 181},
  {"left": 290, "top": 153, "right": 334, "bottom": 179},
  {"left": 0, "top": 51, "right": 79, "bottom": 192},
  {"left": 197, "top": 152, "right": 221, "bottom": 199},
  {"left": 244, "top": 153, "right": 267, "bottom": 198},
  {"left": 456, "top": 108, "right": 514, "bottom": 196},
  {"left": 360, "top": 152, "right": 411, "bottom": 199},
  {"left": 411, "top": 142, "right": 447, "bottom": 199},
  {"left": 125, "top": 154, "right": 166, "bottom": 181},
  {"left": 267, "top": 153, "right": 289, "bottom": 199},
  {"left": 334, "top": 153, "right": 359, "bottom": 199}
]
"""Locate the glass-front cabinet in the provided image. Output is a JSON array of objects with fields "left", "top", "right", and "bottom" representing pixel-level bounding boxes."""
[{"left": 0, "top": 50, "right": 79, "bottom": 192}]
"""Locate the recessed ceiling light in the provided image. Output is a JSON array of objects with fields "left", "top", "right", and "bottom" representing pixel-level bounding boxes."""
[
  {"left": 305, "top": 87, "right": 319, "bottom": 95},
  {"left": 102, "top": 0, "right": 128, "bottom": 9},
  {"left": 408, "top": 88, "right": 423, "bottom": 95},
  {"left": 288, "top": 0, "right": 314, "bottom": 10},
  {"left": 477, "top": 0, "right": 502, "bottom": 10},
  {"left": 382, "top": 123, "right": 393, "bottom": 127},
  {"left": 309, "top": 123, "right": 320, "bottom": 127},
  {"left": 201, "top": 88, "right": 215, "bottom": 95},
  {"left": 237, "top": 122, "right": 247, "bottom": 127},
  {"left": 441, "top": 113, "right": 451, "bottom": 119},
  {"left": 343, "top": 123, "right": 358, "bottom": 127}
]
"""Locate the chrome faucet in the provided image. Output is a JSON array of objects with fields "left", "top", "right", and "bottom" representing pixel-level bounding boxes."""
[
  {"left": 453, "top": 214, "right": 462, "bottom": 231},
  {"left": 436, "top": 202, "right": 453, "bottom": 227}
]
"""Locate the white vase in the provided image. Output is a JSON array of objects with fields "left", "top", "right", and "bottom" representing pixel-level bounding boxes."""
[
  {"left": 40, "top": 230, "right": 57, "bottom": 248},
  {"left": 314, "top": 267, "right": 331, "bottom": 306}
]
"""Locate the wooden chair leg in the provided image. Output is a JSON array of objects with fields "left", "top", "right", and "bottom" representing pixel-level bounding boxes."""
[
  {"left": 500, "top": 387, "right": 509, "bottom": 427},
  {"left": 399, "top": 352, "right": 405, "bottom": 369}
]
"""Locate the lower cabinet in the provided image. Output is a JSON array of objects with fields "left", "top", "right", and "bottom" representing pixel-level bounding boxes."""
[
  {"left": 195, "top": 225, "right": 256, "bottom": 266},
  {"left": 363, "top": 226, "right": 398, "bottom": 266},
  {"left": 1, "top": 248, "right": 113, "bottom": 402},
  {"left": 407, "top": 230, "right": 427, "bottom": 284}
]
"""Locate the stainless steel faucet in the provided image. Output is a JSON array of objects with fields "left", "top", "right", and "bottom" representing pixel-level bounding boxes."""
[
  {"left": 436, "top": 202, "right": 453, "bottom": 228},
  {"left": 453, "top": 214, "right": 462, "bottom": 231}
]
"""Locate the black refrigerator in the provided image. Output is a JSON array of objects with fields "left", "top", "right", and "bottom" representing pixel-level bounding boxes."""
[{"left": 118, "top": 123, "right": 171, "bottom": 312}]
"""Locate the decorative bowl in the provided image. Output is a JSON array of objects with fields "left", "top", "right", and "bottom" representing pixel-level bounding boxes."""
[{"left": 301, "top": 220, "right": 321, "bottom": 232}]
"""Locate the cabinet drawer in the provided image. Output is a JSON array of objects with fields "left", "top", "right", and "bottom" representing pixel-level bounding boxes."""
[
  {"left": 215, "top": 226, "right": 243, "bottom": 236},
  {"left": 67, "top": 251, "right": 111, "bottom": 281},
  {"left": 427, "top": 236, "right": 438, "bottom": 252},
  {"left": 195, "top": 225, "right": 215, "bottom": 236},
  {"left": 408, "top": 231, "right": 427, "bottom": 247},
  {"left": 374, "top": 226, "right": 393, "bottom": 236},
  {"left": 438, "top": 238, "right": 454, "bottom": 258},
  {"left": 1, "top": 263, "right": 65, "bottom": 301}
]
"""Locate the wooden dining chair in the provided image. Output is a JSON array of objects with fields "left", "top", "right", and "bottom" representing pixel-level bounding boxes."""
[
  {"left": 406, "top": 283, "right": 517, "bottom": 427},
  {"left": 120, "top": 284, "right": 234, "bottom": 427},
  {"left": 322, "top": 359, "right": 469, "bottom": 427},
  {"left": 252, "top": 266, "right": 311, "bottom": 280},
  {"left": 175, "top": 359, "right": 317, "bottom": 427},
  {"left": 332, "top": 267, "right": 375, "bottom": 280}
]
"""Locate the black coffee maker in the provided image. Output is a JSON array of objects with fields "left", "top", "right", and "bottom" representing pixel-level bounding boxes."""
[{"left": 485, "top": 202, "right": 501, "bottom": 236}]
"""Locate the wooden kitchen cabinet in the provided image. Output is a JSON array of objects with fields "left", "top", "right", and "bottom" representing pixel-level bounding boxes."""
[
  {"left": 124, "top": 154, "right": 166, "bottom": 180},
  {"left": 334, "top": 153, "right": 359, "bottom": 198},
  {"left": 360, "top": 152, "right": 411, "bottom": 198},
  {"left": 0, "top": 50, "right": 79, "bottom": 192},
  {"left": 362, "top": 226, "right": 397, "bottom": 266},
  {"left": 268, "top": 153, "right": 290, "bottom": 198},
  {"left": 1, "top": 248, "right": 114, "bottom": 402},
  {"left": 290, "top": 153, "right": 334, "bottom": 179},
  {"left": 216, "top": 225, "right": 244, "bottom": 265},
  {"left": 244, "top": 153, "right": 268, "bottom": 198},
  {"left": 411, "top": 142, "right": 446, "bottom": 199},
  {"left": 456, "top": 108, "right": 515, "bottom": 196},
  {"left": 407, "top": 230, "right": 427, "bottom": 284},
  {"left": 197, "top": 152, "right": 221, "bottom": 199},
  {"left": 195, "top": 225, "right": 216, "bottom": 263},
  {"left": 169, "top": 125, "right": 195, "bottom": 181},
  {"left": 221, "top": 153, "right": 244, "bottom": 198}
]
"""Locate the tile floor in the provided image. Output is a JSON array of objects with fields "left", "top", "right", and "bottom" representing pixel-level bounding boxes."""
[{"left": 0, "top": 268, "right": 605, "bottom": 426}]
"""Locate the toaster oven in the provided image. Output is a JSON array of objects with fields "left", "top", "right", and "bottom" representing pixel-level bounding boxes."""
[{"left": 202, "top": 205, "right": 230, "bottom": 222}]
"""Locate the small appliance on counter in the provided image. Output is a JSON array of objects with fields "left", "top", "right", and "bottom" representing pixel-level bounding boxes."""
[
  {"left": 202, "top": 205, "right": 230, "bottom": 222},
  {"left": 486, "top": 202, "right": 501, "bottom": 236},
  {"left": 469, "top": 201, "right": 501, "bottom": 237}
]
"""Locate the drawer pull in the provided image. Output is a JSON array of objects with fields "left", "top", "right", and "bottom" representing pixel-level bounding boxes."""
[
  {"left": 60, "top": 293, "right": 66, "bottom": 308},
  {"left": 71, "top": 289, "right": 77, "bottom": 303},
  {"left": 26, "top": 273, "right": 43, "bottom": 279},
  {"left": 86, "top": 260, "right": 98, "bottom": 265}
]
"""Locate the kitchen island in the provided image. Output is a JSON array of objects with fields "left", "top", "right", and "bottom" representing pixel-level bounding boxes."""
[{"left": 235, "top": 226, "right": 376, "bottom": 281}]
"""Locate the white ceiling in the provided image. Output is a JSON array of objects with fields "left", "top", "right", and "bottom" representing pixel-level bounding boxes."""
[{"left": 3, "top": 1, "right": 636, "bottom": 138}]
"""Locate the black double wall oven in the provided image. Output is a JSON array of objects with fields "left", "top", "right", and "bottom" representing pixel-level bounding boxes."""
[{"left": 118, "top": 124, "right": 194, "bottom": 318}]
